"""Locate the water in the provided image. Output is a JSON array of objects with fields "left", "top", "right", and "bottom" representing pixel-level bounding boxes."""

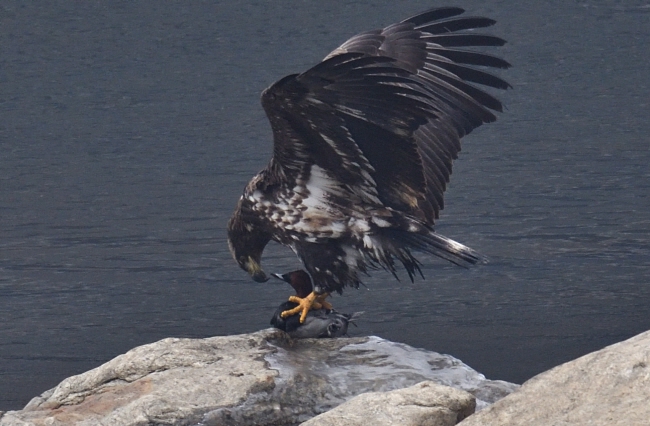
[{"left": 1, "top": 0, "right": 649, "bottom": 410}]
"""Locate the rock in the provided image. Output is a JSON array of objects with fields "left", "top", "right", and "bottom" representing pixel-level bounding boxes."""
[
  {"left": 0, "top": 329, "right": 516, "bottom": 426},
  {"left": 301, "top": 381, "right": 475, "bottom": 426},
  {"left": 1, "top": 331, "right": 279, "bottom": 426},
  {"left": 457, "top": 330, "right": 650, "bottom": 426}
]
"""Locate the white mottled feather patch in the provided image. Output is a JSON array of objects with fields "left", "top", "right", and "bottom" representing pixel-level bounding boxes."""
[
  {"left": 247, "top": 163, "right": 393, "bottom": 242},
  {"left": 301, "top": 165, "right": 337, "bottom": 211},
  {"left": 371, "top": 216, "right": 391, "bottom": 228}
]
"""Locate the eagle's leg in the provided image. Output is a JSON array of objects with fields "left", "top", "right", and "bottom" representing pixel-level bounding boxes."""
[{"left": 280, "top": 292, "right": 332, "bottom": 323}]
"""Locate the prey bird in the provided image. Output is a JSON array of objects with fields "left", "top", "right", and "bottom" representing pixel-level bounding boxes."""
[
  {"left": 270, "top": 270, "right": 361, "bottom": 338},
  {"left": 227, "top": 6, "right": 510, "bottom": 322}
]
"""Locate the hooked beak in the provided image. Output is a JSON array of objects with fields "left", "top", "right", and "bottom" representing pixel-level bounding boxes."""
[{"left": 245, "top": 256, "right": 269, "bottom": 283}]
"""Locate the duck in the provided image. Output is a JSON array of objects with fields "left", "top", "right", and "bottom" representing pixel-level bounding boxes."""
[{"left": 270, "top": 270, "right": 361, "bottom": 338}]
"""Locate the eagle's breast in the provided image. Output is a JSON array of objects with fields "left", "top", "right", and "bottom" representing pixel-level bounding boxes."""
[{"left": 247, "top": 165, "right": 362, "bottom": 243}]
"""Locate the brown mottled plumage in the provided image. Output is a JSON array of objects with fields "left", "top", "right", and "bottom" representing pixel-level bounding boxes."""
[{"left": 227, "top": 7, "right": 510, "bottom": 296}]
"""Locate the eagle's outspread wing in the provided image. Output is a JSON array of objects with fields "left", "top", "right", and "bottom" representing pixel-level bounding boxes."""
[{"left": 228, "top": 7, "right": 510, "bottom": 293}]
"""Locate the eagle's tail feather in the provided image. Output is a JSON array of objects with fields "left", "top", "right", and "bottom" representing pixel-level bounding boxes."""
[{"left": 384, "top": 228, "right": 486, "bottom": 267}]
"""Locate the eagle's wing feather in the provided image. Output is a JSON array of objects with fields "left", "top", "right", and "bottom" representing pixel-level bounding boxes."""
[
  {"left": 262, "top": 55, "right": 432, "bottom": 216},
  {"left": 261, "top": 7, "right": 510, "bottom": 224}
]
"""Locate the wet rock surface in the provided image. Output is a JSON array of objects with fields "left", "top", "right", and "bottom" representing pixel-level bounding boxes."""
[{"left": 0, "top": 329, "right": 516, "bottom": 426}]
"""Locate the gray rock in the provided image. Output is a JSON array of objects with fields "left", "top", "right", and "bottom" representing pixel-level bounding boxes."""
[
  {"left": 2, "top": 331, "right": 280, "bottom": 426},
  {"left": 0, "top": 329, "right": 516, "bottom": 426},
  {"left": 458, "top": 329, "right": 650, "bottom": 426},
  {"left": 301, "top": 381, "right": 475, "bottom": 426}
]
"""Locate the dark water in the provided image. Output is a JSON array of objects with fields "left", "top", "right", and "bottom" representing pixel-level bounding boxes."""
[{"left": 2, "top": 1, "right": 649, "bottom": 410}]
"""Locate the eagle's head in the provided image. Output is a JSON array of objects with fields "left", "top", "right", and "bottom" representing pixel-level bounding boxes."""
[{"left": 227, "top": 203, "right": 272, "bottom": 283}]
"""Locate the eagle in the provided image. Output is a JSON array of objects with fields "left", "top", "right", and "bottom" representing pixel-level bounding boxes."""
[{"left": 227, "top": 6, "right": 510, "bottom": 322}]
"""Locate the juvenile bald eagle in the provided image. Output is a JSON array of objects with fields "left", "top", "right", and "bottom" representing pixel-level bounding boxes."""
[{"left": 227, "top": 7, "right": 510, "bottom": 322}]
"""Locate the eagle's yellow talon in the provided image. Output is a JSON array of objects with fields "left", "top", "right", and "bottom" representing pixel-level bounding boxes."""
[
  {"left": 280, "top": 291, "right": 332, "bottom": 323},
  {"left": 316, "top": 293, "right": 332, "bottom": 310}
]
